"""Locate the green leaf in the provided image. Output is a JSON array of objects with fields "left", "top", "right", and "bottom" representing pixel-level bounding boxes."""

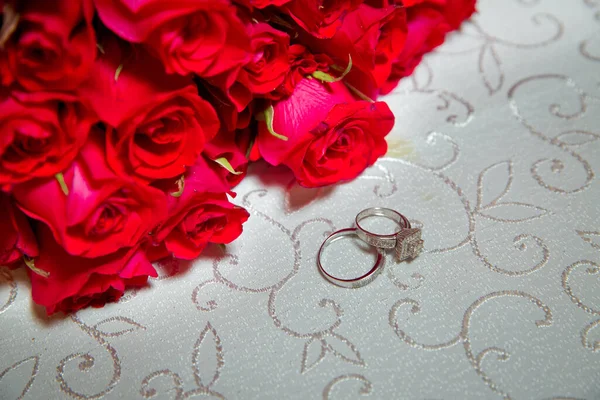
[
  {"left": 213, "top": 157, "right": 243, "bottom": 175},
  {"left": 114, "top": 63, "right": 124, "bottom": 81},
  {"left": 170, "top": 175, "right": 185, "bottom": 197},
  {"left": 55, "top": 173, "right": 69, "bottom": 195},
  {"left": 23, "top": 256, "right": 49, "bottom": 278},
  {"left": 312, "top": 54, "right": 352, "bottom": 83},
  {"left": 264, "top": 105, "right": 288, "bottom": 141}
]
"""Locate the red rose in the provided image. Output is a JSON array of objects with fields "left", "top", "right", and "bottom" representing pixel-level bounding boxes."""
[
  {"left": 240, "top": 23, "right": 290, "bottom": 96},
  {"left": 2, "top": 0, "right": 96, "bottom": 91},
  {"left": 94, "top": 0, "right": 250, "bottom": 83},
  {"left": 203, "top": 130, "right": 250, "bottom": 188},
  {"left": 79, "top": 36, "right": 220, "bottom": 181},
  {"left": 257, "top": 78, "right": 394, "bottom": 187},
  {"left": 442, "top": 0, "right": 476, "bottom": 29},
  {"left": 270, "top": 44, "right": 333, "bottom": 100},
  {"left": 244, "top": 0, "right": 291, "bottom": 8},
  {"left": 303, "top": 4, "right": 407, "bottom": 97},
  {"left": 0, "top": 89, "right": 93, "bottom": 190},
  {"left": 29, "top": 225, "right": 157, "bottom": 315},
  {"left": 281, "top": 0, "right": 364, "bottom": 39},
  {"left": 381, "top": 0, "right": 475, "bottom": 94},
  {"left": 13, "top": 130, "right": 167, "bottom": 258},
  {"left": 209, "top": 22, "right": 289, "bottom": 111},
  {"left": 0, "top": 193, "right": 38, "bottom": 266},
  {"left": 152, "top": 157, "right": 249, "bottom": 260}
]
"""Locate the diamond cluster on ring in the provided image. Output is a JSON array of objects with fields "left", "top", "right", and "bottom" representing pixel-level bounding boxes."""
[{"left": 394, "top": 228, "right": 424, "bottom": 262}]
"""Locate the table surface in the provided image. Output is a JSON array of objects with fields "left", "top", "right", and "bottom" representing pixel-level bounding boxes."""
[{"left": 2, "top": 0, "right": 600, "bottom": 399}]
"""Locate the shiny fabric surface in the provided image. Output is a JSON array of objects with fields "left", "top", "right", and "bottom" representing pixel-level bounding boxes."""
[{"left": 2, "top": 0, "right": 600, "bottom": 398}]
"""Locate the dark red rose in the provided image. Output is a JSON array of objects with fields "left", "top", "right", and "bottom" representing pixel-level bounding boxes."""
[
  {"left": 152, "top": 156, "right": 249, "bottom": 260},
  {"left": 0, "top": 193, "right": 38, "bottom": 266},
  {"left": 147, "top": 2, "right": 250, "bottom": 82},
  {"left": 0, "top": 89, "right": 93, "bottom": 190},
  {"left": 13, "top": 130, "right": 168, "bottom": 258},
  {"left": 240, "top": 23, "right": 290, "bottom": 95},
  {"left": 302, "top": 4, "right": 407, "bottom": 97},
  {"left": 203, "top": 130, "right": 250, "bottom": 188},
  {"left": 29, "top": 225, "right": 157, "bottom": 315},
  {"left": 381, "top": 0, "right": 476, "bottom": 94},
  {"left": 257, "top": 78, "right": 394, "bottom": 187},
  {"left": 270, "top": 44, "right": 334, "bottom": 100},
  {"left": 79, "top": 35, "right": 220, "bottom": 181},
  {"left": 199, "top": 83, "right": 255, "bottom": 133},
  {"left": 282, "top": 0, "right": 364, "bottom": 39},
  {"left": 94, "top": 0, "right": 251, "bottom": 84},
  {"left": 364, "top": 0, "right": 400, "bottom": 6},
  {"left": 247, "top": 0, "right": 292, "bottom": 8},
  {"left": 208, "top": 22, "right": 289, "bottom": 112},
  {"left": 2, "top": 0, "right": 96, "bottom": 91}
]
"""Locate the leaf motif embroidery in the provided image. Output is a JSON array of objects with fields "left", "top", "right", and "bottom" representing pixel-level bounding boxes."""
[
  {"left": 93, "top": 316, "right": 146, "bottom": 337},
  {"left": 324, "top": 333, "right": 365, "bottom": 366},
  {"left": 555, "top": 130, "right": 600, "bottom": 146},
  {"left": 192, "top": 322, "right": 224, "bottom": 389},
  {"left": 0, "top": 269, "right": 17, "bottom": 314},
  {"left": 478, "top": 202, "right": 548, "bottom": 223},
  {"left": 0, "top": 356, "right": 39, "bottom": 400},
  {"left": 477, "top": 160, "right": 512, "bottom": 210},
  {"left": 301, "top": 338, "right": 326, "bottom": 374},
  {"left": 577, "top": 231, "right": 600, "bottom": 251},
  {"left": 479, "top": 44, "right": 504, "bottom": 95}
]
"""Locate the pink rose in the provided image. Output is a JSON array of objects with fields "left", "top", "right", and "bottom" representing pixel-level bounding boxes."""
[
  {"left": 29, "top": 225, "right": 157, "bottom": 315},
  {"left": 13, "top": 130, "right": 168, "bottom": 258},
  {"left": 257, "top": 78, "right": 394, "bottom": 187}
]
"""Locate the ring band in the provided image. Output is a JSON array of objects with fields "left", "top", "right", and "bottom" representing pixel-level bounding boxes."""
[
  {"left": 317, "top": 228, "right": 384, "bottom": 288},
  {"left": 355, "top": 207, "right": 424, "bottom": 262},
  {"left": 355, "top": 207, "right": 411, "bottom": 249}
]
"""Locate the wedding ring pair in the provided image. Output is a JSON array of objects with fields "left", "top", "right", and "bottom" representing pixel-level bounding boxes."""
[{"left": 317, "top": 207, "right": 424, "bottom": 288}]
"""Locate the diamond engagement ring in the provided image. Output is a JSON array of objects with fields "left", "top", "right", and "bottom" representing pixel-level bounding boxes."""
[
  {"left": 317, "top": 228, "right": 384, "bottom": 288},
  {"left": 355, "top": 207, "right": 423, "bottom": 262}
]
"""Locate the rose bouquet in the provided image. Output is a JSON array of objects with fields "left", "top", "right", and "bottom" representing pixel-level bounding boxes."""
[{"left": 0, "top": 0, "right": 476, "bottom": 314}]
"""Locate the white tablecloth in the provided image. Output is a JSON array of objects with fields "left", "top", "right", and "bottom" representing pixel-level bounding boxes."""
[{"left": 2, "top": 0, "right": 600, "bottom": 398}]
